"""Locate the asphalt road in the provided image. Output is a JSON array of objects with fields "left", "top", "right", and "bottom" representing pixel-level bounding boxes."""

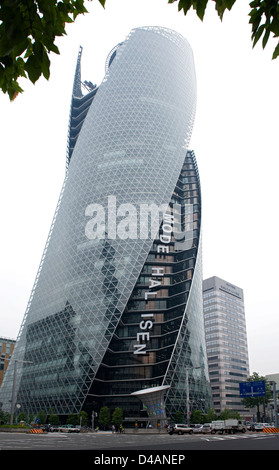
[{"left": 0, "top": 430, "right": 278, "bottom": 453}]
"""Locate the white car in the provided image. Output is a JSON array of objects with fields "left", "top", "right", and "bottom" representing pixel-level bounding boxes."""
[
  {"left": 58, "top": 424, "right": 80, "bottom": 433},
  {"left": 254, "top": 423, "right": 271, "bottom": 432},
  {"left": 168, "top": 424, "right": 193, "bottom": 435},
  {"left": 190, "top": 424, "right": 203, "bottom": 433},
  {"left": 201, "top": 423, "right": 215, "bottom": 434}
]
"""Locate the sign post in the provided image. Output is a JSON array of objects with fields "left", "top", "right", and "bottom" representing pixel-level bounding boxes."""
[{"left": 239, "top": 380, "right": 266, "bottom": 398}]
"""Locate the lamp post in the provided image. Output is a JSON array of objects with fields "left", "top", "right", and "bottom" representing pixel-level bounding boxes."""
[
  {"left": 92, "top": 411, "right": 98, "bottom": 431},
  {"left": 10, "top": 359, "right": 33, "bottom": 425},
  {"left": 186, "top": 366, "right": 200, "bottom": 426}
]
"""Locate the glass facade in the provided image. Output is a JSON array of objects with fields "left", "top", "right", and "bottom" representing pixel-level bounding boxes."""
[
  {"left": 0, "top": 26, "right": 211, "bottom": 421},
  {"left": 203, "top": 276, "right": 250, "bottom": 416}
]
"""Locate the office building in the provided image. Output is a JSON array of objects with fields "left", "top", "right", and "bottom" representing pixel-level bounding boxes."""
[
  {"left": 203, "top": 276, "right": 250, "bottom": 416},
  {"left": 0, "top": 337, "right": 15, "bottom": 387},
  {"left": 0, "top": 27, "right": 211, "bottom": 422}
]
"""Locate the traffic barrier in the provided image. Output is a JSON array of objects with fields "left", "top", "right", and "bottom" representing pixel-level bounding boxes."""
[
  {"left": 30, "top": 428, "right": 44, "bottom": 434},
  {"left": 263, "top": 427, "right": 279, "bottom": 433}
]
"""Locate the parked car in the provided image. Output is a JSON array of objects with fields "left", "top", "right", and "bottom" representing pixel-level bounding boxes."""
[
  {"left": 58, "top": 424, "right": 80, "bottom": 433},
  {"left": 246, "top": 423, "right": 256, "bottom": 431},
  {"left": 190, "top": 424, "right": 203, "bottom": 433},
  {"left": 41, "top": 424, "right": 51, "bottom": 432},
  {"left": 49, "top": 425, "right": 59, "bottom": 432},
  {"left": 168, "top": 423, "right": 193, "bottom": 435},
  {"left": 254, "top": 423, "right": 270, "bottom": 432},
  {"left": 201, "top": 423, "right": 214, "bottom": 434}
]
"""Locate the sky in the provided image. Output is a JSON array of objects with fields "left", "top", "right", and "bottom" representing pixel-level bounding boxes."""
[{"left": 0, "top": 0, "right": 278, "bottom": 377}]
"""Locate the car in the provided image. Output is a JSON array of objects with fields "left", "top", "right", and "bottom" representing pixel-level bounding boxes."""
[
  {"left": 254, "top": 423, "right": 271, "bottom": 432},
  {"left": 41, "top": 424, "right": 52, "bottom": 432},
  {"left": 58, "top": 424, "right": 80, "bottom": 433},
  {"left": 246, "top": 423, "right": 256, "bottom": 431},
  {"left": 190, "top": 424, "right": 203, "bottom": 433},
  {"left": 201, "top": 423, "right": 214, "bottom": 434},
  {"left": 168, "top": 423, "right": 193, "bottom": 435},
  {"left": 49, "top": 425, "right": 59, "bottom": 432}
]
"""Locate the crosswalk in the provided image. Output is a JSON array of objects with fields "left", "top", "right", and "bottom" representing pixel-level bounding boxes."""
[{"left": 201, "top": 432, "right": 277, "bottom": 442}]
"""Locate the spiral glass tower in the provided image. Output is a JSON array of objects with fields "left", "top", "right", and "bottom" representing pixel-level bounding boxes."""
[{"left": 0, "top": 26, "right": 211, "bottom": 421}]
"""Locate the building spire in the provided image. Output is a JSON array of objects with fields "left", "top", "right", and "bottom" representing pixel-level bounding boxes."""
[{"left": 72, "top": 45, "right": 83, "bottom": 98}]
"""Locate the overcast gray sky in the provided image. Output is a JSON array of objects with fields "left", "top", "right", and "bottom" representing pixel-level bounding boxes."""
[{"left": 0, "top": 0, "right": 278, "bottom": 376}]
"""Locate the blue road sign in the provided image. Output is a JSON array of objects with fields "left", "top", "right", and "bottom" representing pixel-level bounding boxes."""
[{"left": 239, "top": 380, "right": 266, "bottom": 398}]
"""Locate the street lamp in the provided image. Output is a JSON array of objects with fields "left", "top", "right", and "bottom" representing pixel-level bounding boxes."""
[
  {"left": 92, "top": 411, "right": 98, "bottom": 432},
  {"left": 186, "top": 366, "right": 200, "bottom": 426},
  {"left": 10, "top": 359, "right": 33, "bottom": 425}
]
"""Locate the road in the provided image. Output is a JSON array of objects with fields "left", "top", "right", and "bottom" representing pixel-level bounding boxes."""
[{"left": 0, "top": 430, "right": 278, "bottom": 452}]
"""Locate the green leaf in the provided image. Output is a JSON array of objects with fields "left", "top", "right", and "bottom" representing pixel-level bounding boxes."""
[
  {"left": 249, "top": 1, "right": 261, "bottom": 7},
  {"left": 179, "top": 0, "right": 193, "bottom": 16},
  {"left": 196, "top": 0, "right": 208, "bottom": 21},
  {"left": 250, "top": 13, "right": 262, "bottom": 33},
  {"left": 25, "top": 54, "right": 42, "bottom": 84},
  {"left": 272, "top": 42, "right": 279, "bottom": 59},
  {"left": 262, "top": 27, "right": 270, "bottom": 49},
  {"left": 41, "top": 49, "right": 50, "bottom": 80},
  {"left": 215, "top": 0, "right": 236, "bottom": 20},
  {"left": 252, "top": 23, "right": 265, "bottom": 47}
]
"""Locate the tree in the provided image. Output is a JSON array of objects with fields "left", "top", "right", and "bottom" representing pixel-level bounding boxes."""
[
  {"left": 0, "top": 0, "right": 105, "bottom": 100},
  {"left": 0, "top": 411, "right": 10, "bottom": 425},
  {"left": 48, "top": 413, "right": 59, "bottom": 425},
  {"left": 173, "top": 411, "right": 184, "bottom": 423},
  {"left": 78, "top": 410, "right": 88, "bottom": 426},
  {"left": 203, "top": 407, "right": 218, "bottom": 423},
  {"left": 18, "top": 411, "right": 28, "bottom": 423},
  {"left": 111, "top": 407, "right": 123, "bottom": 427},
  {"left": 67, "top": 413, "right": 78, "bottom": 425},
  {"left": 1, "top": 0, "right": 278, "bottom": 100},
  {"left": 98, "top": 406, "right": 111, "bottom": 430},
  {"left": 241, "top": 372, "right": 272, "bottom": 422},
  {"left": 219, "top": 408, "right": 240, "bottom": 420},
  {"left": 37, "top": 409, "right": 46, "bottom": 424},
  {"left": 168, "top": 0, "right": 279, "bottom": 60},
  {"left": 191, "top": 409, "right": 203, "bottom": 424}
]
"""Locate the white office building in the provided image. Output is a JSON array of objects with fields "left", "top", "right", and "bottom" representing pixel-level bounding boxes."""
[{"left": 203, "top": 276, "right": 250, "bottom": 417}]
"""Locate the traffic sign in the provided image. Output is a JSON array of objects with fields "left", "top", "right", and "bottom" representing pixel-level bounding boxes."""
[{"left": 239, "top": 380, "right": 266, "bottom": 397}]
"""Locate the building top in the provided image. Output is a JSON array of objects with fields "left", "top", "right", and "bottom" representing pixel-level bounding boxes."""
[
  {"left": 203, "top": 276, "right": 244, "bottom": 301},
  {"left": 0, "top": 337, "right": 16, "bottom": 344},
  {"left": 265, "top": 373, "right": 279, "bottom": 388}
]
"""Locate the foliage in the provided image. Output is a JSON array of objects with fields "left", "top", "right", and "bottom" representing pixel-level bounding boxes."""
[
  {"left": 78, "top": 410, "right": 88, "bottom": 426},
  {"left": 168, "top": 0, "right": 279, "bottom": 59},
  {"left": 249, "top": 0, "right": 279, "bottom": 59},
  {"left": 98, "top": 406, "right": 111, "bottom": 429},
  {"left": 173, "top": 411, "right": 184, "bottom": 423},
  {"left": 48, "top": 413, "right": 59, "bottom": 425},
  {"left": 190, "top": 409, "right": 203, "bottom": 424},
  {"left": 67, "top": 413, "right": 78, "bottom": 425},
  {"left": 37, "top": 409, "right": 46, "bottom": 424},
  {"left": 241, "top": 372, "right": 272, "bottom": 412},
  {"left": 219, "top": 408, "right": 240, "bottom": 419},
  {"left": 202, "top": 407, "right": 218, "bottom": 423},
  {"left": 0, "top": 411, "right": 10, "bottom": 425},
  {"left": 1, "top": 0, "right": 278, "bottom": 100},
  {"left": 111, "top": 407, "right": 123, "bottom": 426},
  {"left": 0, "top": 0, "right": 105, "bottom": 100},
  {"left": 18, "top": 411, "right": 28, "bottom": 423}
]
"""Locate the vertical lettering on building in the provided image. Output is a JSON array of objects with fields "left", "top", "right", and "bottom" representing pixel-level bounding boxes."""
[{"left": 133, "top": 209, "right": 172, "bottom": 354}]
